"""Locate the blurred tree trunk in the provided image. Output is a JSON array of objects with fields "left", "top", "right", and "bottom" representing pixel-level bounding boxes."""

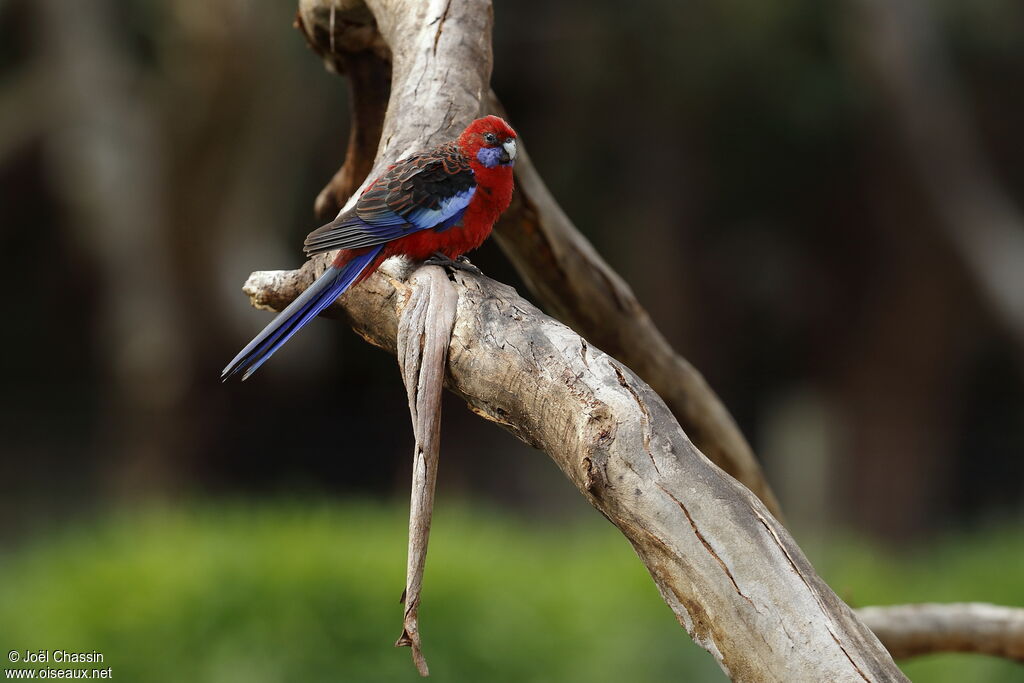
[
  {"left": 35, "top": 0, "right": 190, "bottom": 493},
  {"left": 30, "top": 0, "right": 335, "bottom": 493},
  {"left": 847, "top": 0, "right": 1024, "bottom": 368},
  {"left": 833, "top": 0, "right": 1024, "bottom": 536},
  {"left": 829, "top": 175, "right": 967, "bottom": 537}
]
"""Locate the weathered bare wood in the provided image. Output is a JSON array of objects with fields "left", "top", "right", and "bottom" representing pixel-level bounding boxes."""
[
  {"left": 857, "top": 603, "right": 1024, "bottom": 661},
  {"left": 394, "top": 266, "right": 459, "bottom": 676},
  {"left": 244, "top": 259, "right": 905, "bottom": 681},
  {"left": 239, "top": 0, "right": 914, "bottom": 678},
  {"left": 296, "top": 0, "right": 782, "bottom": 519}
]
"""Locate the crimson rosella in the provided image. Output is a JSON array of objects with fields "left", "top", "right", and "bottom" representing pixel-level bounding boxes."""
[{"left": 222, "top": 115, "right": 518, "bottom": 381}]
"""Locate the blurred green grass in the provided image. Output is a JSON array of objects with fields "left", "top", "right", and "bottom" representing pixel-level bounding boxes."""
[{"left": 0, "top": 501, "right": 1021, "bottom": 682}]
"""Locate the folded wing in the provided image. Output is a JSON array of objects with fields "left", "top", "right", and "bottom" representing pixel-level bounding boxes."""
[{"left": 304, "top": 143, "right": 476, "bottom": 256}]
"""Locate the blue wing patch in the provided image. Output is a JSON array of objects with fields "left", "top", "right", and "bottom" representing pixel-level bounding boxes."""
[
  {"left": 407, "top": 187, "right": 475, "bottom": 230},
  {"left": 304, "top": 143, "right": 476, "bottom": 257}
]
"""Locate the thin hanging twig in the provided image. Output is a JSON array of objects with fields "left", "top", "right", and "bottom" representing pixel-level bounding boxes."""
[{"left": 394, "top": 265, "right": 459, "bottom": 676}]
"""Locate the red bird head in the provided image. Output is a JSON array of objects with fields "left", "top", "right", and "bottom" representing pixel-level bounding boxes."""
[{"left": 458, "top": 115, "right": 518, "bottom": 170}]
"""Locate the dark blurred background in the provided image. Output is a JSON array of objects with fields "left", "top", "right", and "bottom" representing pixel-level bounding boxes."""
[
  {"left": 1, "top": 0, "right": 1023, "bottom": 679},
  {"left": 3, "top": 0, "right": 1021, "bottom": 539}
]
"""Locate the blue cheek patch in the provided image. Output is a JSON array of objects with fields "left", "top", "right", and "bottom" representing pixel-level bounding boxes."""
[{"left": 476, "top": 147, "right": 503, "bottom": 168}]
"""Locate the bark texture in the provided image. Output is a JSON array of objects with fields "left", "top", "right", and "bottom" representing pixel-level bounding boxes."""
[{"left": 245, "top": 259, "right": 905, "bottom": 680}]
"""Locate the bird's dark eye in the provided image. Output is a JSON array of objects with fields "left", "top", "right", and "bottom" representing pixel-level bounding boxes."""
[{"left": 483, "top": 133, "right": 497, "bottom": 144}]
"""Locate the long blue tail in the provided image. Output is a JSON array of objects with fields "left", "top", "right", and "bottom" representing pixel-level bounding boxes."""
[{"left": 222, "top": 246, "right": 384, "bottom": 381}]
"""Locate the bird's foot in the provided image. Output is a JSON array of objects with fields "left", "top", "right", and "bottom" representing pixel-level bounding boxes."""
[{"left": 423, "top": 252, "right": 482, "bottom": 275}]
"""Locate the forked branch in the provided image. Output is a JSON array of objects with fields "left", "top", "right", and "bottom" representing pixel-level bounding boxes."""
[
  {"left": 297, "top": 0, "right": 783, "bottom": 518},
  {"left": 236, "top": 0, "right": 961, "bottom": 679}
]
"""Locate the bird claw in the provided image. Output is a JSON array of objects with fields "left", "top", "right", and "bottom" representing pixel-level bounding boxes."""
[{"left": 423, "top": 252, "right": 482, "bottom": 275}]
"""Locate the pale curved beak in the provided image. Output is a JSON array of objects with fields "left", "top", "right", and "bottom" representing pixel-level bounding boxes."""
[{"left": 501, "top": 139, "right": 518, "bottom": 164}]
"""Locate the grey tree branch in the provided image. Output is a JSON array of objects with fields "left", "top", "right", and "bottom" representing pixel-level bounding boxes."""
[
  {"left": 234, "top": 0, "right": 1024, "bottom": 677},
  {"left": 857, "top": 603, "right": 1024, "bottom": 661},
  {"left": 394, "top": 266, "right": 459, "bottom": 676},
  {"left": 296, "top": 0, "right": 783, "bottom": 519},
  {"left": 485, "top": 108, "right": 782, "bottom": 518},
  {"left": 243, "top": 258, "right": 905, "bottom": 681},
  {"left": 232, "top": 0, "right": 1024, "bottom": 677},
  {"left": 235, "top": 0, "right": 915, "bottom": 679},
  {"left": 245, "top": 261, "right": 1024, "bottom": 673}
]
